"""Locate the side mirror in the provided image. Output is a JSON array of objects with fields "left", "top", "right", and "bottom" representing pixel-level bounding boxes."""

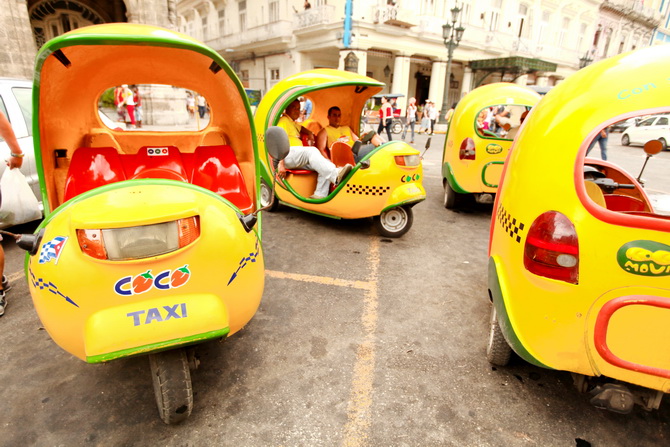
[
  {"left": 265, "top": 126, "right": 290, "bottom": 162},
  {"left": 643, "top": 139, "right": 663, "bottom": 156},
  {"left": 425, "top": 137, "right": 431, "bottom": 149}
]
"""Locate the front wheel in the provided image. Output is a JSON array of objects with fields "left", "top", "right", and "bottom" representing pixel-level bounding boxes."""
[
  {"left": 149, "top": 349, "right": 193, "bottom": 424},
  {"left": 486, "top": 304, "right": 512, "bottom": 366},
  {"left": 621, "top": 134, "right": 630, "bottom": 146},
  {"left": 391, "top": 120, "right": 403, "bottom": 134},
  {"left": 373, "top": 206, "right": 413, "bottom": 237},
  {"left": 260, "top": 180, "right": 278, "bottom": 211}
]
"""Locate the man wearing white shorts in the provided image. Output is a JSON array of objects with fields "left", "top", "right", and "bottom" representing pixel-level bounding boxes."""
[{"left": 277, "top": 100, "right": 352, "bottom": 199}]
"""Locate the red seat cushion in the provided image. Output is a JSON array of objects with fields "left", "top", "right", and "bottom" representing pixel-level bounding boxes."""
[
  {"left": 131, "top": 146, "right": 187, "bottom": 181},
  {"left": 64, "top": 147, "right": 126, "bottom": 201},
  {"left": 286, "top": 169, "right": 314, "bottom": 175},
  {"left": 191, "top": 145, "right": 254, "bottom": 213}
]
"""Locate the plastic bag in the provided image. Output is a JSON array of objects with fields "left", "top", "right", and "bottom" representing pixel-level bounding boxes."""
[{"left": 0, "top": 168, "right": 41, "bottom": 225}]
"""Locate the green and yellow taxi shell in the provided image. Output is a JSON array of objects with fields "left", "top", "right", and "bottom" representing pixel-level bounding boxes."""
[
  {"left": 255, "top": 69, "right": 425, "bottom": 218},
  {"left": 33, "top": 23, "right": 260, "bottom": 219},
  {"left": 29, "top": 24, "right": 265, "bottom": 363},
  {"left": 442, "top": 82, "right": 540, "bottom": 194},
  {"left": 488, "top": 44, "right": 670, "bottom": 392},
  {"left": 29, "top": 181, "right": 263, "bottom": 363}
]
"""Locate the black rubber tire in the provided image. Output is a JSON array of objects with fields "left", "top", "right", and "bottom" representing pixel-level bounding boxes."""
[
  {"left": 443, "top": 180, "right": 467, "bottom": 210},
  {"left": 659, "top": 138, "right": 667, "bottom": 151},
  {"left": 373, "top": 206, "right": 413, "bottom": 237},
  {"left": 621, "top": 134, "right": 630, "bottom": 146},
  {"left": 486, "top": 304, "right": 512, "bottom": 366},
  {"left": 149, "top": 349, "right": 193, "bottom": 424},
  {"left": 391, "top": 120, "right": 403, "bottom": 135},
  {"left": 260, "top": 180, "right": 278, "bottom": 211}
]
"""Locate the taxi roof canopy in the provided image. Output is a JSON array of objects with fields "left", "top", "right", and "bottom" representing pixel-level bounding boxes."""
[
  {"left": 34, "top": 23, "right": 254, "bottom": 157},
  {"left": 257, "top": 69, "right": 384, "bottom": 135}
]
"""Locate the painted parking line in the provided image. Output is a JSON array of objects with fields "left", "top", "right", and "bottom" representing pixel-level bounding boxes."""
[
  {"left": 8, "top": 271, "right": 24, "bottom": 282},
  {"left": 265, "top": 237, "right": 381, "bottom": 447}
]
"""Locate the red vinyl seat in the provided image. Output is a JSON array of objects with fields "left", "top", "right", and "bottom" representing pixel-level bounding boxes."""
[
  {"left": 63, "top": 147, "right": 126, "bottom": 201},
  {"left": 191, "top": 145, "right": 254, "bottom": 213}
]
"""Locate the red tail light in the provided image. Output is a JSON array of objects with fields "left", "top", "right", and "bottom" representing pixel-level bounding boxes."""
[
  {"left": 524, "top": 211, "right": 579, "bottom": 284},
  {"left": 459, "top": 137, "right": 476, "bottom": 160}
]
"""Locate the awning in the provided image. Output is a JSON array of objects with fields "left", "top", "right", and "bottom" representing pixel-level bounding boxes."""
[
  {"left": 469, "top": 56, "right": 558, "bottom": 87},
  {"left": 470, "top": 56, "right": 557, "bottom": 73}
]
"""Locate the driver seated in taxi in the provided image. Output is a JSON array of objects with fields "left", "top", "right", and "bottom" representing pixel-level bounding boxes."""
[
  {"left": 316, "top": 106, "right": 383, "bottom": 163},
  {"left": 276, "top": 100, "right": 352, "bottom": 199}
]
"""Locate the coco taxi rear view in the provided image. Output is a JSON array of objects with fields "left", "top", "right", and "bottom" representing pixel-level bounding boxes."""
[{"left": 487, "top": 44, "right": 670, "bottom": 414}]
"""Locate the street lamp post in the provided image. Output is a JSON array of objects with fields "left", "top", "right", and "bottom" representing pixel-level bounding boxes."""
[
  {"left": 438, "top": 6, "right": 465, "bottom": 124},
  {"left": 579, "top": 51, "right": 593, "bottom": 69}
]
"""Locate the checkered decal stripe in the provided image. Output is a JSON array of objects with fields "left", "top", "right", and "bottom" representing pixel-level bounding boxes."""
[
  {"left": 29, "top": 269, "right": 79, "bottom": 307},
  {"left": 497, "top": 205, "right": 525, "bottom": 243},
  {"left": 346, "top": 184, "right": 391, "bottom": 195}
]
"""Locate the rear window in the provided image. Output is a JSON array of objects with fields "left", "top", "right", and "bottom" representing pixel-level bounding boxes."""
[{"left": 475, "top": 104, "right": 532, "bottom": 140}]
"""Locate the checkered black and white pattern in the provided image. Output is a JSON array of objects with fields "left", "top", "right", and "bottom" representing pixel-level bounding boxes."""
[
  {"left": 345, "top": 184, "right": 391, "bottom": 196},
  {"left": 497, "top": 205, "right": 525, "bottom": 244}
]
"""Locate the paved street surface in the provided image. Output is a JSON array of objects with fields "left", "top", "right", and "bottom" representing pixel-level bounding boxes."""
[{"left": 1, "top": 132, "right": 669, "bottom": 446}]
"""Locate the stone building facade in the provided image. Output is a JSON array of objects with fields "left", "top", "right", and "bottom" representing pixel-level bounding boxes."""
[
  {"left": 0, "top": 0, "right": 177, "bottom": 79},
  {"left": 0, "top": 0, "right": 666, "bottom": 118}
]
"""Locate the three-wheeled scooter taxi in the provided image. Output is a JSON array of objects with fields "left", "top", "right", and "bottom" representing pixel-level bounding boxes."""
[
  {"left": 22, "top": 24, "right": 270, "bottom": 424},
  {"left": 255, "top": 69, "right": 426, "bottom": 238},
  {"left": 442, "top": 83, "right": 540, "bottom": 209},
  {"left": 487, "top": 45, "right": 670, "bottom": 413}
]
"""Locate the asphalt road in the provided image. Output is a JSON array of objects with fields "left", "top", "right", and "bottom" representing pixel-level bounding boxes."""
[{"left": 0, "top": 132, "right": 669, "bottom": 446}]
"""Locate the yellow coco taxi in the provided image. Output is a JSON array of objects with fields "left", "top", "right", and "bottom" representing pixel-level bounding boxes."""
[
  {"left": 255, "top": 69, "right": 426, "bottom": 238},
  {"left": 487, "top": 45, "right": 670, "bottom": 413},
  {"left": 18, "top": 24, "right": 271, "bottom": 424},
  {"left": 442, "top": 83, "right": 540, "bottom": 209}
]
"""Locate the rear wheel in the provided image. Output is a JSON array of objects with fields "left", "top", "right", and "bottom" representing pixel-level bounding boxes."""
[
  {"left": 391, "top": 120, "right": 403, "bottom": 134},
  {"left": 486, "top": 305, "right": 512, "bottom": 366},
  {"left": 260, "top": 180, "right": 278, "bottom": 211},
  {"left": 443, "top": 180, "right": 468, "bottom": 210},
  {"left": 149, "top": 349, "right": 193, "bottom": 424},
  {"left": 373, "top": 206, "right": 413, "bottom": 237},
  {"left": 659, "top": 138, "right": 667, "bottom": 151},
  {"left": 621, "top": 134, "right": 630, "bottom": 146}
]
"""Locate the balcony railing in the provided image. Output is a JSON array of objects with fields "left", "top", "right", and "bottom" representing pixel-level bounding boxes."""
[
  {"left": 294, "top": 5, "right": 336, "bottom": 30},
  {"left": 373, "top": 5, "right": 417, "bottom": 28},
  {"left": 602, "top": 0, "right": 661, "bottom": 27}
]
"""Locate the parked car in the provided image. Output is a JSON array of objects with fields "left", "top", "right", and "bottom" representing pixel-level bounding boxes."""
[
  {"left": 610, "top": 117, "right": 638, "bottom": 133},
  {"left": 621, "top": 114, "right": 670, "bottom": 150},
  {"left": 0, "top": 77, "right": 41, "bottom": 227}
]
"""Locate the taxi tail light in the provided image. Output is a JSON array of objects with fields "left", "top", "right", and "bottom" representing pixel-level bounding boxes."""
[
  {"left": 459, "top": 137, "right": 476, "bottom": 160},
  {"left": 523, "top": 211, "right": 579, "bottom": 284},
  {"left": 394, "top": 154, "right": 421, "bottom": 167},
  {"left": 77, "top": 229, "right": 107, "bottom": 260},
  {"left": 77, "top": 216, "right": 200, "bottom": 261}
]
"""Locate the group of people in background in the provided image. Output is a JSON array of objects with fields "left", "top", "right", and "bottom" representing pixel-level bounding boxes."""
[
  {"left": 186, "top": 93, "right": 208, "bottom": 119},
  {"left": 114, "top": 84, "right": 142, "bottom": 129}
]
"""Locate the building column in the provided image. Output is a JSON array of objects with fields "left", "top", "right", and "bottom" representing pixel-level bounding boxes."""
[
  {"left": 391, "top": 55, "right": 411, "bottom": 111},
  {"left": 535, "top": 74, "right": 549, "bottom": 87},
  {"left": 339, "top": 49, "right": 367, "bottom": 77},
  {"left": 125, "top": 0, "right": 176, "bottom": 28},
  {"left": 0, "top": 1, "right": 37, "bottom": 78},
  {"left": 515, "top": 74, "right": 529, "bottom": 86},
  {"left": 460, "top": 67, "right": 472, "bottom": 100},
  {"left": 428, "top": 60, "right": 446, "bottom": 110}
]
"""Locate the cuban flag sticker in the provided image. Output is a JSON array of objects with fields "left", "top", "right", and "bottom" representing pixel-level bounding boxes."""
[{"left": 38, "top": 236, "right": 68, "bottom": 265}]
